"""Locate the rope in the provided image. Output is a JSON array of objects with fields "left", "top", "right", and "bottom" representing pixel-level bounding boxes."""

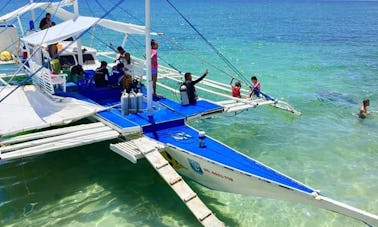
[
  {"left": 0, "top": 0, "right": 126, "bottom": 104},
  {"left": 165, "top": 0, "right": 250, "bottom": 85},
  {"left": 0, "top": 0, "right": 13, "bottom": 12},
  {"left": 0, "top": 0, "right": 56, "bottom": 52}
]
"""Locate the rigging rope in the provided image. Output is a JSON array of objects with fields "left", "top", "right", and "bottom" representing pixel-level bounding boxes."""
[
  {"left": 0, "top": 0, "right": 61, "bottom": 94},
  {"left": 0, "top": 0, "right": 13, "bottom": 12},
  {"left": 114, "top": 2, "right": 233, "bottom": 79},
  {"left": 0, "top": 0, "right": 53, "bottom": 50},
  {"left": 0, "top": 0, "right": 126, "bottom": 104},
  {"left": 165, "top": 0, "right": 250, "bottom": 85}
]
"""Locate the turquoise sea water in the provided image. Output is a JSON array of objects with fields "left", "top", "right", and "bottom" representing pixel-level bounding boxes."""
[{"left": 1, "top": 0, "right": 377, "bottom": 226}]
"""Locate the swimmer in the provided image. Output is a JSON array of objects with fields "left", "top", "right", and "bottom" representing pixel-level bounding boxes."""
[{"left": 359, "top": 99, "right": 370, "bottom": 119}]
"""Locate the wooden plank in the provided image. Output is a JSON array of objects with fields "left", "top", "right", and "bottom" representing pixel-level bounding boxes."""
[
  {"left": 109, "top": 140, "right": 144, "bottom": 164},
  {"left": 0, "top": 126, "right": 114, "bottom": 153},
  {"left": 131, "top": 137, "right": 224, "bottom": 227},
  {"left": 1, "top": 130, "right": 119, "bottom": 160},
  {"left": 0, "top": 122, "right": 105, "bottom": 145}
]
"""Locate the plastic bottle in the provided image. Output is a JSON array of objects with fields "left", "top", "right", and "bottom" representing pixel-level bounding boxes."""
[{"left": 198, "top": 131, "right": 206, "bottom": 148}]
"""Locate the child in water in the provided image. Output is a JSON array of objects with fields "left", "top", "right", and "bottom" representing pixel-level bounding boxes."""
[
  {"left": 359, "top": 99, "right": 370, "bottom": 119},
  {"left": 230, "top": 78, "right": 241, "bottom": 98}
]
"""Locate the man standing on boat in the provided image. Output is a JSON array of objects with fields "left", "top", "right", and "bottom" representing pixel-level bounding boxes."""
[{"left": 183, "top": 69, "right": 209, "bottom": 104}]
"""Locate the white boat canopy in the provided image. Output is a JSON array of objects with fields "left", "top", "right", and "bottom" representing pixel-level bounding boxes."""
[
  {"left": 0, "top": 85, "right": 104, "bottom": 137},
  {"left": 21, "top": 16, "right": 146, "bottom": 46},
  {"left": 0, "top": 1, "right": 73, "bottom": 23}
]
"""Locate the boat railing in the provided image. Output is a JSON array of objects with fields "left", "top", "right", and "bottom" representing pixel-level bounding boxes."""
[
  {"left": 126, "top": 56, "right": 300, "bottom": 115},
  {"left": 28, "top": 60, "right": 67, "bottom": 95}
]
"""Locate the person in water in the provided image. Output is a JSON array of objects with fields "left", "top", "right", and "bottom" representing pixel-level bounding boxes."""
[
  {"left": 359, "top": 99, "right": 370, "bottom": 119},
  {"left": 183, "top": 69, "right": 209, "bottom": 104},
  {"left": 249, "top": 76, "right": 260, "bottom": 99},
  {"left": 230, "top": 78, "right": 241, "bottom": 98}
]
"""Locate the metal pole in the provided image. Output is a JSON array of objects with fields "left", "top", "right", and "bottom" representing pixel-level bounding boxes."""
[
  {"left": 145, "top": 0, "right": 152, "bottom": 115},
  {"left": 30, "top": 0, "right": 36, "bottom": 29},
  {"left": 73, "top": 0, "right": 84, "bottom": 65}
]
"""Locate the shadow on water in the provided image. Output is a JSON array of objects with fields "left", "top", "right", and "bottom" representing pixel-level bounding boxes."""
[
  {"left": 0, "top": 140, "right": 239, "bottom": 226},
  {"left": 316, "top": 91, "right": 358, "bottom": 105}
]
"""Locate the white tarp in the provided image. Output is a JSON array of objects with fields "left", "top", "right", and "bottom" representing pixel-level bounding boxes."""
[
  {"left": 0, "top": 3, "right": 49, "bottom": 23},
  {"left": 0, "top": 85, "right": 103, "bottom": 137},
  {"left": 21, "top": 16, "right": 146, "bottom": 46},
  {"left": 21, "top": 16, "right": 99, "bottom": 46},
  {"left": 0, "top": 1, "right": 74, "bottom": 23},
  {"left": 98, "top": 19, "right": 146, "bottom": 35}
]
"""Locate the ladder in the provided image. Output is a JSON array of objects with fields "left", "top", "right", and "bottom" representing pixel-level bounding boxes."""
[{"left": 110, "top": 137, "right": 225, "bottom": 227}]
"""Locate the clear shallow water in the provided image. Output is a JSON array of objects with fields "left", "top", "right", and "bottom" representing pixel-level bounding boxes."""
[{"left": 1, "top": 0, "right": 377, "bottom": 226}]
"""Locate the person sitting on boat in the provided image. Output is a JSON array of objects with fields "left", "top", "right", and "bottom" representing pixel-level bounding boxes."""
[
  {"left": 70, "top": 64, "right": 84, "bottom": 83},
  {"left": 359, "top": 99, "right": 370, "bottom": 119},
  {"left": 47, "top": 22, "right": 58, "bottom": 58},
  {"left": 94, "top": 61, "right": 109, "bottom": 87},
  {"left": 39, "top": 13, "right": 52, "bottom": 30},
  {"left": 249, "top": 76, "right": 261, "bottom": 99},
  {"left": 230, "top": 78, "right": 241, "bottom": 98},
  {"left": 183, "top": 69, "right": 209, "bottom": 104},
  {"left": 109, "top": 62, "right": 125, "bottom": 86},
  {"left": 121, "top": 72, "right": 133, "bottom": 93},
  {"left": 115, "top": 46, "right": 131, "bottom": 64}
]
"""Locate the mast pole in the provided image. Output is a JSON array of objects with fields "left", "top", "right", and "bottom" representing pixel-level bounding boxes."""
[
  {"left": 145, "top": 0, "right": 152, "bottom": 115},
  {"left": 73, "top": 0, "right": 84, "bottom": 65}
]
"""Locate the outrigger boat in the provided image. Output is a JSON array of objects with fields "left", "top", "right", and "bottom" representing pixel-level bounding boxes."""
[{"left": 0, "top": 1, "right": 377, "bottom": 226}]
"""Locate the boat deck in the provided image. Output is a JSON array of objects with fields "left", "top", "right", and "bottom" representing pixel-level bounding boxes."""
[
  {"left": 60, "top": 85, "right": 314, "bottom": 195},
  {"left": 61, "top": 84, "right": 223, "bottom": 133},
  {"left": 144, "top": 123, "right": 314, "bottom": 195}
]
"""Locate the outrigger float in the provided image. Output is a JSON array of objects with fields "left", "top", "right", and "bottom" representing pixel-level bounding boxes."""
[{"left": 0, "top": 1, "right": 377, "bottom": 226}]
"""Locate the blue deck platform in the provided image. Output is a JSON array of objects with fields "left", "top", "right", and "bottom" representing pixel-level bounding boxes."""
[
  {"left": 144, "top": 124, "right": 314, "bottom": 194},
  {"left": 159, "top": 98, "right": 224, "bottom": 119},
  {"left": 60, "top": 84, "right": 314, "bottom": 195},
  {"left": 63, "top": 83, "right": 224, "bottom": 132}
]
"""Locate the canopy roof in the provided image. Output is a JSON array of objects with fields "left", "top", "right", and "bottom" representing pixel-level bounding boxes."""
[
  {"left": 0, "top": 1, "right": 74, "bottom": 23},
  {"left": 21, "top": 16, "right": 146, "bottom": 46},
  {"left": 0, "top": 3, "right": 49, "bottom": 23}
]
